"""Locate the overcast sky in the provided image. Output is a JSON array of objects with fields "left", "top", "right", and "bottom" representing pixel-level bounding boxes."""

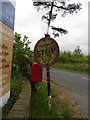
[{"left": 14, "top": 0, "right": 89, "bottom": 55}]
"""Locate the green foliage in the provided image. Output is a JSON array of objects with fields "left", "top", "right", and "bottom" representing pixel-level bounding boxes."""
[
  {"left": 58, "top": 46, "right": 88, "bottom": 64},
  {"left": 2, "top": 75, "right": 24, "bottom": 119},
  {"left": 61, "top": 101, "right": 74, "bottom": 118},
  {"left": 53, "top": 63, "right": 88, "bottom": 74},
  {"left": 73, "top": 46, "right": 82, "bottom": 55},
  {"left": 30, "top": 82, "right": 59, "bottom": 118},
  {"left": 12, "top": 32, "right": 34, "bottom": 78},
  {"left": 30, "top": 82, "right": 74, "bottom": 119},
  {"left": 53, "top": 46, "right": 88, "bottom": 73}
]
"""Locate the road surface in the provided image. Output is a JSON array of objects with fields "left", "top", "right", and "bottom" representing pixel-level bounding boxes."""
[{"left": 43, "top": 68, "right": 88, "bottom": 118}]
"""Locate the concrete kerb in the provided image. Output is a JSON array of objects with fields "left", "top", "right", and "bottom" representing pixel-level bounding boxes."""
[{"left": 6, "top": 77, "right": 31, "bottom": 119}]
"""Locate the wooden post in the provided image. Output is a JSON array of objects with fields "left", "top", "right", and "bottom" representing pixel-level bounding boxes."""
[{"left": 46, "top": 65, "right": 51, "bottom": 111}]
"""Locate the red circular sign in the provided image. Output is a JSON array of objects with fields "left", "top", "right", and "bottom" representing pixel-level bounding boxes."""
[{"left": 34, "top": 36, "right": 59, "bottom": 67}]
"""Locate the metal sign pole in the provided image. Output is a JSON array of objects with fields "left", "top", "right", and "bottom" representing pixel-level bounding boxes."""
[{"left": 46, "top": 65, "right": 51, "bottom": 111}]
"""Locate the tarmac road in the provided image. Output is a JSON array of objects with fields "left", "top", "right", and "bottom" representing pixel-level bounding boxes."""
[{"left": 43, "top": 68, "right": 88, "bottom": 118}]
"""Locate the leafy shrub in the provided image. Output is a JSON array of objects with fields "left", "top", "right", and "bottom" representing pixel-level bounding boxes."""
[
  {"left": 58, "top": 46, "right": 88, "bottom": 64},
  {"left": 12, "top": 32, "right": 34, "bottom": 78}
]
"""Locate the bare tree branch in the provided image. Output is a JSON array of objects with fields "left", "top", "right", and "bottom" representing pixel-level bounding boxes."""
[
  {"left": 51, "top": 26, "right": 68, "bottom": 38},
  {"left": 33, "top": 1, "right": 82, "bottom": 37}
]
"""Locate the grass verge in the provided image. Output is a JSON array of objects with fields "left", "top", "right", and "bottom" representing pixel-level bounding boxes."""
[
  {"left": 53, "top": 63, "right": 88, "bottom": 74},
  {"left": 30, "top": 82, "right": 59, "bottom": 119},
  {"left": 51, "top": 84, "right": 74, "bottom": 118},
  {"left": 2, "top": 75, "right": 24, "bottom": 119},
  {"left": 30, "top": 82, "right": 74, "bottom": 119}
]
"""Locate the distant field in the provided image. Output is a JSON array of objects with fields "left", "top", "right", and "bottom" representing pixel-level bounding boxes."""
[{"left": 53, "top": 63, "right": 88, "bottom": 74}]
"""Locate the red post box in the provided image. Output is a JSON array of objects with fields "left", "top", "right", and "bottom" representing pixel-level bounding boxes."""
[{"left": 31, "top": 62, "right": 42, "bottom": 82}]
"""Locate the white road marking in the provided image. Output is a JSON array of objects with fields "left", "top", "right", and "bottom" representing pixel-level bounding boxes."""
[{"left": 81, "top": 77, "right": 89, "bottom": 80}]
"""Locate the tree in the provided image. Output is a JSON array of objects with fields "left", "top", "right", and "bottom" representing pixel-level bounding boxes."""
[
  {"left": 12, "top": 32, "right": 39, "bottom": 91},
  {"left": 33, "top": 0, "right": 82, "bottom": 37},
  {"left": 73, "top": 45, "right": 82, "bottom": 56},
  {"left": 12, "top": 32, "right": 34, "bottom": 80}
]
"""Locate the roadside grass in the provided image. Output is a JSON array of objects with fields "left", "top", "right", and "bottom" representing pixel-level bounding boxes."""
[
  {"left": 30, "top": 82, "right": 59, "bottom": 119},
  {"left": 53, "top": 63, "right": 88, "bottom": 74},
  {"left": 2, "top": 75, "right": 24, "bottom": 120},
  {"left": 51, "top": 85, "right": 74, "bottom": 118},
  {"left": 59, "top": 100, "right": 74, "bottom": 118},
  {"left": 30, "top": 82, "right": 74, "bottom": 119}
]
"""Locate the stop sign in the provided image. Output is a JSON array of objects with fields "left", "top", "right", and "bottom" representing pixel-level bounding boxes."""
[{"left": 34, "top": 36, "right": 59, "bottom": 67}]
